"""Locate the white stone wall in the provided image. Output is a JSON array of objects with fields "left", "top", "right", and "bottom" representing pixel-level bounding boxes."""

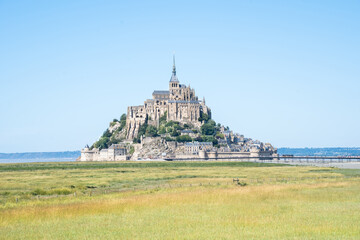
[{"left": 80, "top": 148, "right": 128, "bottom": 161}]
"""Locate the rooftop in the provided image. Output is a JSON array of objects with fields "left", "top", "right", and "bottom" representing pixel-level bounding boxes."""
[
  {"left": 185, "top": 141, "right": 213, "bottom": 146},
  {"left": 168, "top": 100, "right": 200, "bottom": 104},
  {"left": 109, "top": 144, "right": 126, "bottom": 149},
  {"left": 153, "top": 90, "right": 170, "bottom": 95}
]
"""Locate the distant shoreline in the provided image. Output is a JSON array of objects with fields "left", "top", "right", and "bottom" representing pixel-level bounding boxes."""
[
  {"left": 0, "top": 158, "right": 77, "bottom": 164},
  {"left": 1, "top": 148, "right": 360, "bottom": 164},
  {"left": 0, "top": 151, "right": 80, "bottom": 160}
]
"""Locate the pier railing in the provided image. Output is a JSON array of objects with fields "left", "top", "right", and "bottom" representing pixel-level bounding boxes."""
[{"left": 170, "top": 156, "right": 360, "bottom": 163}]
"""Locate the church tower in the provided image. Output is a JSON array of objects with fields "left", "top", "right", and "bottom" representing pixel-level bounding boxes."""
[{"left": 169, "top": 55, "right": 179, "bottom": 90}]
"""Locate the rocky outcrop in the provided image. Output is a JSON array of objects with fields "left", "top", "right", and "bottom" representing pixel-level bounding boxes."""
[
  {"left": 109, "top": 122, "right": 121, "bottom": 133},
  {"left": 131, "top": 137, "right": 176, "bottom": 160}
]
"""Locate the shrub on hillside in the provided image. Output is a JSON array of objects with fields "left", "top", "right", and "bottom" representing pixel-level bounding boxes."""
[
  {"left": 170, "top": 129, "right": 180, "bottom": 137},
  {"left": 201, "top": 123, "right": 216, "bottom": 135},
  {"left": 94, "top": 137, "right": 110, "bottom": 150},
  {"left": 158, "top": 126, "right": 166, "bottom": 134},
  {"left": 159, "top": 111, "right": 167, "bottom": 124},
  {"left": 165, "top": 136, "right": 175, "bottom": 141},
  {"left": 146, "top": 125, "right": 158, "bottom": 137},
  {"left": 176, "top": 135, "right": 193, "bottom": 142},
  {"left": 198, "top": 112, "right": 210, "bottom": 122}
]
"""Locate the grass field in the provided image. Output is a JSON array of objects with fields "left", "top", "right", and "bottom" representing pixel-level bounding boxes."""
[{"left": 0, "top": 161, "right": 359, "bottom": 239}]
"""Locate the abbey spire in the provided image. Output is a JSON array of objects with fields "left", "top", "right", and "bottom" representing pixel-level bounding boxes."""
[
  {"left": 172, "top": 55, "right": 176, "bottom": 75},
  {"left": 170, "top": 55, "right": 179, "bottom": 82}
]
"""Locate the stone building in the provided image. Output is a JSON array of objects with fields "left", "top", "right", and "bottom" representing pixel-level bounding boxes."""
[
  {"left": 80, "top": 144, "right": 127, "bottom": 161},
  {"left": 184, "top": 141, "right": 213, "bottom": 154},
  {"left": 126, "top": 56, "right": 211, "bottom": 139}
]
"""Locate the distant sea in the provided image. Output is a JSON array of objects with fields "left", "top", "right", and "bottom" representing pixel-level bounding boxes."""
[
  {"left": 0, "top": 148, "right": 359, "bottom": 163},
  {"left": 278, "top": 147, "right": 360, "bottom": 156},
  {"left": 0, "top": 158, "right": 77, "bottom": 164},
  {"left": 0, "top": 151, "right": 80, "bottom": 164}
]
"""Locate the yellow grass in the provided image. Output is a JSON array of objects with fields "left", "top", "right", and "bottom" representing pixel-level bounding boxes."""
[{"left": 0, "top": 162, "right": 359, "bottom": 239}]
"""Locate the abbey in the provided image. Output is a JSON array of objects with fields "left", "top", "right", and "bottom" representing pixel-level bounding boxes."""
[
  {"left": 126, "top": 57, "right": 210, "bottom": 139},
  {"left": 79, "top": 56, "right": 278, "bottom": 162}
]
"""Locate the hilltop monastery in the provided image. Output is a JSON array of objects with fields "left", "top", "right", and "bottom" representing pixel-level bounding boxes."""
[
  {"left": 80, "top": 57, "right": 277, "bottom": 161},
  {"left": 126, "top": 57, "right": 210, "bottom": 139}
]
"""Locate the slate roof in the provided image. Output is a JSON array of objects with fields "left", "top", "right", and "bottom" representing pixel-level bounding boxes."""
[
  {"left": 168, "top": 100, "right": 200, "bottom": 104},
  {"left": 153, "top": 90, "right": 170, "bottom": 95},
  {"left": 185, "top": 142, "right": 213, "bottom": 146}
]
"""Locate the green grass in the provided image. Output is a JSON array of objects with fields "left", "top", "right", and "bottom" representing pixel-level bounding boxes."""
[
  {"left": 0, "top": 161, "right": 286, "bottom": 171},
  {"left": 0, "top": 161, "right": 359, "bottom": 239}
]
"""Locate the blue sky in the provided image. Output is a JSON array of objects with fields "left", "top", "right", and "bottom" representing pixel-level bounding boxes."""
[{"left": 0, "top": 0, "right": 359, "bottom": 152}]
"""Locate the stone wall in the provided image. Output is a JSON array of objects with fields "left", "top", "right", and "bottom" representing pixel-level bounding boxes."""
[
  {"left": 174, "top": 150, "right": 278, "bottom": 160},
  {"left": 80, "top": 147, "right": 128, "bottom": 161}
]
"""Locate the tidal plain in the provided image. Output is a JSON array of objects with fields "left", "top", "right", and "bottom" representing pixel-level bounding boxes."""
[{"left": 0, "top": 161, "right": 359, "bottom": 239}]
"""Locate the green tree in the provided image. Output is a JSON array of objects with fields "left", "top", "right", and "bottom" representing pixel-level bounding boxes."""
[
  {"left": 146, "top": 125, "right": 158, "bottom": 137},
  {"left": 159, "top": 111, "right": 167, "bottom": 124},
  {"left": 170, "top": 129, "right": 180, "bottom": 137},
  {"left": 110, "top": 136, "right": 121, "bottom": 145},
  {"left": 203, "top": 136, "right": 218, "bottom": 146},
  {"left": 118, "top": 114, "right": 127, "bottom": 130},
  {"left": 215, "top": 132, "right": 225, "bottom": 139},
  {"left": 165, "top": 121, "right": 179, "bottom": 127},
  {"left": 201, "top": 123, "right": 216, "bottom": 135},
  {"left": 158, "top": 126, "right": 166, "bottom": 134},
  {"left": 198, "top": 112, "right": 210, "bottom": 122},
  {"left": 208, "top": 119, "right": 216, "bottom": 126},
  {"left": 129, "top": 145, "right": 135, "bottom": 155},
  {"left": 102, "top": 129, "right": 112, "bottom": 138},
  {"left": 94, "top": 137, "right": 110, "bottom": 150},
  {"left": 174, "top": 124, "right": 184, "bottom": 130},
  {"left": 120, "top": 114, "right": 126, "bottom": 121},
  {"left": 176, "top": 135, "right": 192, "bottom": 142},
  {"left": 183, "top": 123, "right": 193, "bottom": 129}
]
